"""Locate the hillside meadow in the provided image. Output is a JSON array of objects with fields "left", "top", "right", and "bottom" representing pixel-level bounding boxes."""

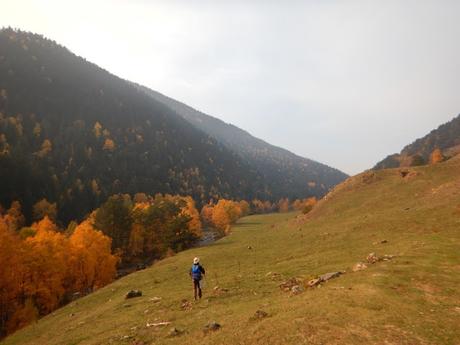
[{"left": 3, "top": 157, "right": 460, "bottom": 345}]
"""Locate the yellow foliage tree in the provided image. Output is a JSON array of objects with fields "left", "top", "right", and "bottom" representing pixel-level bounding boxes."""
[
  {"left": 103, "top": 138, "right": 115, "bottom": 151},
  {"left": 69, "top": 220, "right": 117, "bottom": 293},
  {"left": 181, "top": 196, "right": 202, "bottom": 238},
  {"left": 200, "top": 203, "right": 214, "bottom": 226},
  {"left": 277, "top": 198, "right": 290, "bottom": 213},
  {"left": 25, "top": 218, "right": 68, "bottom": 314},
  {"left": 211, "top": 199, "right": 242, "bottom": 231},
  {"left": 93, "top": 122, "right": 102, "bottom": 138},
  {"left": 36, "top": 139, "right": 52, "bottom": 157},
  {"left": 430, "top": 148, "right": 444, "bottom": 164},
  {"left": 252, "top": 199, "right": 273, "bottom": 214},
  {"left": 238, "top": 200, "right": 251, "bottom": 216},
  {"left": 0, "top": 217, "right": 25, "bottom": 334}
]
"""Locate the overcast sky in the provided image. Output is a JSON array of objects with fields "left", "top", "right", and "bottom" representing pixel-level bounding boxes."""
[{"left": 2, "top": 0, "right": 460, "bottom": 174}]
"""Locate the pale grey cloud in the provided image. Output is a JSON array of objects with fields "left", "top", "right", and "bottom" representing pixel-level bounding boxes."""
[{"left": 2, "top": 0, "right": 459, "bottom": 174}]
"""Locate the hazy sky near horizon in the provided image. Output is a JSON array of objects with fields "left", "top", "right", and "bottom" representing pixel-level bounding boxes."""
[{"left": 2, "top": 0, "right": 460, "bottom": 175}]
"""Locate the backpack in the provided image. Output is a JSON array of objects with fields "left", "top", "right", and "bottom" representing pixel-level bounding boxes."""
[{"left": 191, "top": 264, "right": 202, "bottom": 280}]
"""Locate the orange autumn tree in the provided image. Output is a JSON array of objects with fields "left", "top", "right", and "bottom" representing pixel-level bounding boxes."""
[
  {"left": 0, "top": 212, "right": 118, "bottom": 337},
  {"left": 252, "top": 199, "right": 273, "bottom": 214},
  {"left": 238, "top": 200, "right": 251, "bottom": 216},
  {"left": 292, "top": 197, "right": 317, "bottom": 214},
  {"left": 0, "top": 217, "right": 26, "bottom": 336},
  {"left": 23, "top": 216, "right": 69, "bottom": 314},
  {"left": 179, "top": 196, "right": 202, "bottom": 238},
  {"left": 200, "top": 202, "right": 214, "bottom": 226},
  {"left": 277, "top": 198, "right": 290, "bottom": 213},
  {"left": 430, "top": 148, "right": 444, "bottom": 164},
  {"left": 211, "top": 199, "right": 243, "bottom": 232},
  {"left": 69, "top": 220, "right": 117, "bottom": 293}
]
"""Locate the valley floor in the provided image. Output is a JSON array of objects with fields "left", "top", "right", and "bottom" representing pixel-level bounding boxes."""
[{"left": 3, "top": 159, "right": 460, "bottom": 345}]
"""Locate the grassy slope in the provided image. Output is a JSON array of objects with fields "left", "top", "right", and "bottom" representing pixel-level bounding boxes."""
[{"left": 3, "top": 158, "right": 460, "bottom": 345}]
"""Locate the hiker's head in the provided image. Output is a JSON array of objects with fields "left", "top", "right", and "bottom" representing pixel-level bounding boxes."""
[{"left": 193, "top": 257, "right": 200, "bottom": 264}]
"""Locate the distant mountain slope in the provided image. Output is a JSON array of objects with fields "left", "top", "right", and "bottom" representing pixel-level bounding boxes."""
[
  {"left": 374, "top": 114, "right": 460, "bottom": 169},
  {"left": 0, "top": 28, "right": 346, "bottom": 224},
  {"left": 138, "top": 86, "right": 348, "bottom": 199},
  {"left": 0, "top": 28, "right": 269, "bottom": 223}
]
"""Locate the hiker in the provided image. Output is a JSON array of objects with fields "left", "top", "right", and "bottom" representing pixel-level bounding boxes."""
[{"left": 189, "top": 257, "right": 205, "bottom": 300}]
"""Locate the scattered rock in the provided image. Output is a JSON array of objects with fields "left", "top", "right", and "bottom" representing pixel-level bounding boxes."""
[
  {"left": 366, "top": 253, "right": 380, "bottom": 264},
  {"left": 373, "top": 239, "right": 388, "bottom": 245},
  {"left": 251, "top": 310, "right": 269, "bottom": 320},
  {"left": 247, "top": 245, "right": 252, "bottom": 250},
  {"left": 319, "top": 271, "right": 343, "bottom": 282},
  {"left": 123, "top": 304, "right": 131, "bottom": 308},
  {"left": 382, "top": 254, "right": 395, "bottom": 261},
  {"left": 279, "top": 277, "right": 303, "bottom": 291},
  {"left": 203, "top": 321, "right": 221, "bottom": 333},
  {"left": 125, "top": 290, "right": 142, "bottom": 299},
  {"left": 305, "top": 271, "right": 344, "bottom": 288},
  {"left": 291, "top": 285, "right": 304, "bottom": 295},
  {"left": 181, "top": 299, "right": 193, "bottom": 311},
  {"left": 307, "top": 278, "right": 322, "bottom": 287},
  {"left": 168, "top": 327, "right": 184, "bottom": 337},
  {"left": 149, "top": 297, "right": 162, "bottom": 303},
  {"left": 353, "top": 262, "right": 368, "bottom": 272}
]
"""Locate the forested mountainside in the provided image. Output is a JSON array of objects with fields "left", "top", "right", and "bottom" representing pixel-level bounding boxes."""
[
  {"left": 374, "top": 114, "right": 460, "bottom": 169},
  {"left": 137, "top": 86, "right": 348, "bottom": 199},
  {"left": 0, "top": 28, "right": 267, "bottom": 224},
  {"left": 0, "top": 28, "right": 346, "bottom": 225}
]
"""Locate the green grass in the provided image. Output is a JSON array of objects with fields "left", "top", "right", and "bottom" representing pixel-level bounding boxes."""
[{"left": 3, "top": 158, "right": 460, "bottom": 345}]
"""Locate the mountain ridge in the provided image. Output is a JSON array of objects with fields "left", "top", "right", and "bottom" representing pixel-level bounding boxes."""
[
  {"left": 374, "top": 114, "right": 460, "bottom": 169},
  {"left": 136, "top": 85, "right": 348, "bottom": 199}
]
